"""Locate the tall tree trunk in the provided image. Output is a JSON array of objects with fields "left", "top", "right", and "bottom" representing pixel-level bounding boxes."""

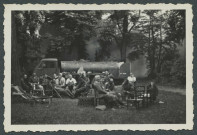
[
  {"left": 151, "top": 16, "right": 156, "bottom": 76},
  {"left": 157, "top": 21, "right": 162, "bottom": 73},
  {"left": 121, "top": 13, "right": 128, "bottom": 62},
  {"left": 148, "top": 17, "right": 151, "bottom": 69},
  {"left": 119, "top": 44, "right": 123, "bottom": 61},
  {"left": 121, "top": 39, "right": 127, "bottom": 62},
  {"left": 11, "top": 12, "right": 21, "bottom": 85}
]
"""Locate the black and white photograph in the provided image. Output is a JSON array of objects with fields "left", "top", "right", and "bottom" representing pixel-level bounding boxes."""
[{"left": 3, "top": 4, "right": 193, "bottom": 131}]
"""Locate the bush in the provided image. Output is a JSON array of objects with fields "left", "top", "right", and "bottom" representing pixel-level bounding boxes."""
[
  {"left": 170, "top": 59, "right": 186, "bottom": 85},
  {"left": 157, "top": 58, "right": 186, "bottom": 86}
]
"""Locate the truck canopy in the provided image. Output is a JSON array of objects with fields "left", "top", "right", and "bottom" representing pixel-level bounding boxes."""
[{"left": 61, "top": 61, "right": 125, "bottom": 78}]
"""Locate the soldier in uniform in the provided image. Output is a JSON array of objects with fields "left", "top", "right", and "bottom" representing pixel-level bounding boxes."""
[{"left": 74, "top": 71, "right": 90, "bottom": 97}]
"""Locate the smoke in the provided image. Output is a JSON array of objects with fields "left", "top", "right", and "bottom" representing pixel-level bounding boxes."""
[
  {"left": 129, "top": 55, "right": 148, "bottom": 78},
  {"left": 85, "top": 37, "right": 100, "bottom": 61}
]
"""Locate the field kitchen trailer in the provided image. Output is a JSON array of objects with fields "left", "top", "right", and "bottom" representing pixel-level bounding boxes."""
[{"left": 33, "top": 58, "right": 131, "bottom": 80}]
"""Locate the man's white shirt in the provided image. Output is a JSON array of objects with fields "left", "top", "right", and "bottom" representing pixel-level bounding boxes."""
[
  {"left": 127, "top": 76, "right": 136, "bottom": 82},
  {"left": 66, "top": 78, "right": 77, "bottom": 85}
]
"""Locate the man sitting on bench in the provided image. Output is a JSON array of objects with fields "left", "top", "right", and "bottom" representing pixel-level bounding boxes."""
[{"left": 93, "top": 75, "right": 124, "bottom": 108}]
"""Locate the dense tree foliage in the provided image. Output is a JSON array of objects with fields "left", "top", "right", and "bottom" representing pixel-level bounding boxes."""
[
  {"left": 97, "top": 10, "right": 141, "bottom": 62},
  {"left": 136, "top": 10, "right": 185, "bottom": 83},
  {"left": 11, "top": 10, "right": 186, "bottom": 86},
  {"left": 45, "top": 11, "right": 101, "bottom": 61}
]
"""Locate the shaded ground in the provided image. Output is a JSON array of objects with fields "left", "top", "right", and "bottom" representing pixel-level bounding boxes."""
[
  {"left": 157, "top": 85, "right": 186, "bottom": 95},
  {"left": 11, "top": 89, "right": 186, "bottom": 124}
]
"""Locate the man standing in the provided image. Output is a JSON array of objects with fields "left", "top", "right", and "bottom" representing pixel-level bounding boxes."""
[{"left": 147, "top": 81, "right": 158, "bottom": 102}]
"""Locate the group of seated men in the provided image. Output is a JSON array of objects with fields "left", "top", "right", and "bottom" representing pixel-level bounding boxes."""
[
  {"left": 20, "top": 71, "right": 115, "bottom": 98},
  {"left": 20, "top": 71, "right": 158, "bottom": 109},
  {"left": 122, "top": 73, "right": 158, "bottom": 102},
  {"left": 21, "top": 73, "right": 53, "bottom": 96},
  {"left": 53, "top": 71, "right": 90, "bottom": 98},
  {"left": 92, "top": 72, "right": 158, "bottom": 108},
  {"left": 54, "top": 71, "right": 116, "bottom": 99}
]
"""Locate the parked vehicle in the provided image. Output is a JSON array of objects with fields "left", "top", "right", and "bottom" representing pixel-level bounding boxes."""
[{"left": 33, "top": 58, "right": 131, "bottom": 80}]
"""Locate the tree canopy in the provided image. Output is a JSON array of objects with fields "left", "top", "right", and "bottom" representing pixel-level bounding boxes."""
[{"left": 11, "top": 10, "right": 186, "bottom": 85}]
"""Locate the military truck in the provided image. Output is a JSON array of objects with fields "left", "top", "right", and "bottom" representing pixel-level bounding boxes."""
[{"left": 33, "top": 58, "right": 131, "bottom": 81}]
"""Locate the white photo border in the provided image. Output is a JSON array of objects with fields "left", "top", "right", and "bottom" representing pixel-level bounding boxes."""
[{"left": 3, "top": 3, "right": 194, "bottom": 132}]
